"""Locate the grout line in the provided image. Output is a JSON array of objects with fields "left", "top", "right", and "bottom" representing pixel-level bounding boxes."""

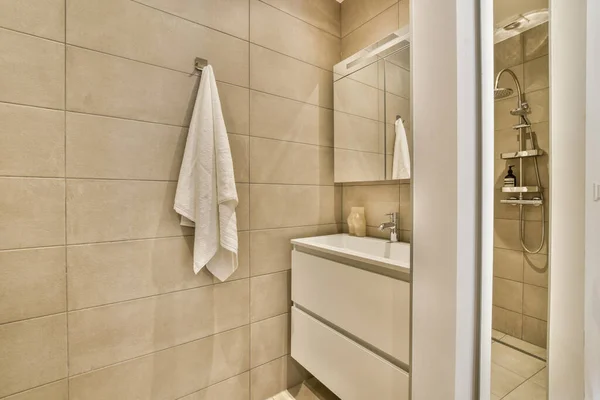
[
  {"left": 0, "top": 378, "right": 68, "bottom": 400},
  {"left": 249, "top": 42, "right": 334, "bottom": 73},
  {"left": 63, "top": 1, "right": 70, "bottom": 394},
  {"left": 173, "top": 371, "right": 251, "bottom": 400},
  {"left": 248, "top": 0, "right": 253, "bottom": 385},
  {"left": 256, "top": 0, "right": 341, "bottom": 40},
  {"left": 0, "top": 311, "right": 67, "bottom": 328},
  {"left": 0, "top": 25, "right": 64, "bottom": 45},
  {"left": 341, "top": 3, "right": 398, "bottom": 40}
]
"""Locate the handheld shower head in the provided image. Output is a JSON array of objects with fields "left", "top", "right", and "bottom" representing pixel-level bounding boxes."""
[{"left": 494, "top": 87, "right": 514, "bottom": 99}]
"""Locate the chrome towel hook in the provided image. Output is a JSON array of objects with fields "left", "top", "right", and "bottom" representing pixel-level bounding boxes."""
[{"left": 194, "top": 57, "right": 208, "bottom": 71}]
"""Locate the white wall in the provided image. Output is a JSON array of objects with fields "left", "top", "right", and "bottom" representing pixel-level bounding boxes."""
[
  {"left": 548, "top": 0, "right": 587, "bottom": 397},
  {"left": 585, "top": 0, "right": 600, "bottom": 397},
  {"left": 411, "top": 0, "right": 479, "bottom": 397}
]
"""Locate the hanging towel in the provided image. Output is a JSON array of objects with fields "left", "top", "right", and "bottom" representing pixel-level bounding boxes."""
[
  {"left": 392, "top": 118, "right": 411, "bottom": 180},
  {"left": 174, "top": 65, "right": 238, "bottom": 281}
]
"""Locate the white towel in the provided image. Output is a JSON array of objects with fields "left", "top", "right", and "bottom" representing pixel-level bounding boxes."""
[
  {"left": 392, "top": 118, "right": 411, "bottom": 180},
  {"left": 174, "top": 65, "right": 238, "bottom": 281}
]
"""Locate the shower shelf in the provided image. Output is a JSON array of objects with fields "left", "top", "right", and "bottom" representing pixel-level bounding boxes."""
[
  {"left": 500, "top": 149, "right": 544, "bottom": 159},
  {"left": 500, "top": 198, "right": 543, "bottom": 206},
  {"left": 501, "top": 186, "right": 541, "bottom": 193}
]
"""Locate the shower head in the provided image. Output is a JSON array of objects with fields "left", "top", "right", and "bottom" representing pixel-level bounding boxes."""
[{"left": 494, "top": 87, "right": 514, "bottom": 99}]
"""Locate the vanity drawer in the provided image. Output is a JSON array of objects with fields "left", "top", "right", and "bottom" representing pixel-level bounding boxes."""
[
  {"left": 291, "top": 250, "right": 410, "bottom": 364},
  {"left": 291, "top": 306, "right": 409, "bottom": 400}
]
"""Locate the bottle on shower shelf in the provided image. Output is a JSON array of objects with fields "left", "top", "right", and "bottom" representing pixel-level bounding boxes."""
[{"left": 504, "top": 165, "right": 517, "bottom": 187}]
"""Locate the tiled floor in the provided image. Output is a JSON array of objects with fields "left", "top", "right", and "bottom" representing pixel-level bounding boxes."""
[
  {"left": 270, "top": 377, "right": 340, "bottom": 400},
  {"left": 491, "top": 330, "right": 547, "bottom": 399}
]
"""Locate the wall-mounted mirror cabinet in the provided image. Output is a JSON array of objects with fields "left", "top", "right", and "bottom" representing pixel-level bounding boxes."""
[{"left": 333, "top": 27, "right": 411, "bottom": 183}]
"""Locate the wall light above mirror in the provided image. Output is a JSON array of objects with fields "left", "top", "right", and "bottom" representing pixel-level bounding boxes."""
[{"left": 333, "top": 26, "right": 411, "bottom": 183}]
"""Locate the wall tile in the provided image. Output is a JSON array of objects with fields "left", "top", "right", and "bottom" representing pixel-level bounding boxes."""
[
  {"left": 523, "top": 55, "right": 549, "bottom": 93},
  {"left": 66, "top": 180, "right": 190, "bottom": 244},
  {"left": 66, "top": 113, "right": 186, "bottom": 181},
  {"left": 1, "top": 380, "right": 68, "bottom": 400},
  {"left": 334, "top": 149, "right": 384, "bottom": 182},
  {"left": 494, "top": 219, "right": 523, "bottom": 252},
  {"left": 229, "top": 133, "right": 250, "bottom": 183},
  {"left": 250, "top": 185, "right": 336, "bottom": 229},
  {"left": 251, "top": 313, "right": 290, "bottom": 367},
  {"left": 0, "top": 0, "right": 65, "bottom": 41},
  {"left": 0, "top": 29, "right": 64, "bottom": 109},
  {"left": 493, "top": 248, "right": 523, "bottom": 282},
  {"left": 494, "top": 35, "right": 523, "bottom": 71},
  {"left": 67, "top": 236, "right": 213, "bottom": 310},
  {"left": 334, "top": 111, "right": 379, "bottom": 152},
  {"left": 0, "top": 178, "right": 65, "bottom": 250},
  {"left": 250, "top": 356, "right": 308, "bottom": 400},
  {"left": 250, "top": 0, "right": 339, "bottom": 71},
  {"left": 523, "top": 284, "right": 548, "bottom": 321},
  {"left": 250, "top": 271, "right": 290, "bottom": 322},
  {"left": 522, "top": 316, "right": 547, "bottom": 349},
  {"left": 523, "top": 253, "right": 548, "bottom": 288},
  {"left": 69, "top": 326, "right": 250, "bottom": 400},
  {"left": 250, "top": 45, "right": 333, "bottom": 108},
  {"left": 0, "top": 103, "right": 64, "bottom": 177},
  {"left": 237, "top": 183, "right": 250, "bottom": 231},
  {"left": 0, "top": 247, "right": 65, "bottom": 324},
  {"left": 250, "top": 91, "right": 333, "bottom": 147},
  {"left": 66, "top": 47, "right": 196, "bottom": 126},
  {"left": 68, "top": 279, "right": 249, "bottom": 374},
  {"left": 385, "top": 61, "right": 410, "bottom": 99},
  {"left": 0, "top": 315, "right": 67, "bottom": 398},
  {"left": 250, "top": 224, "right": 338, "bottom": 276},
  {"left": 66, "top": 0, "right": 249, "bottom": 87},
  {"left": 341, "top": 4, "right": 398, "bottom": 59},
  {"left": 342, "top": 184, "right": 400, "bottom": 227},
  {"left": 341, "top": 0, "right": 397, "bottom": 37},
  {"left": 523, "top": 23, "right": 548, "bottom": 61},
  {"left": 493, "top": 277, "right": 523, "bottom": 313},
  {"left": 217, "top": 82, "right": 250, "bottom": 135},
  {"left": 180, "top": 372, "right": 250, "bottom": 400},
  {"left": 333, "top": 78, "right": 379, "bottom": 120},
  {"left": 524, "top": 89, "right": 549, "bottom": 124},
  {"left": 398, "top": 0, "right": 409, "bottom": 27},
  {"left": 250, "top": 137, "right": 333, "bottom": 185},
  {"left": 135, "top": 0, "right": 250, "bottom": 40},
  {"left": 218, "top": 231, "right": 250, "bottom": 282},
  {"left": 492, "top": 305, "right": 522, "bottom": 338},
  {"left": 261, "top": 0, "right": 341, "bottom": 37}
]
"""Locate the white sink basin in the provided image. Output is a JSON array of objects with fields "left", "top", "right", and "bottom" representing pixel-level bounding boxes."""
[{"left": 291, "top": 234, "right": 410, "bottom": 274}]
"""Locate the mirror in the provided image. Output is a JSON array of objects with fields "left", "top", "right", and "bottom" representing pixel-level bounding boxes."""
[{"left": 333, "top": 28, "right": 411, "bottom": 183}]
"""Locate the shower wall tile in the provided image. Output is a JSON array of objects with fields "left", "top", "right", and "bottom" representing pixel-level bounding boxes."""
[
  {"left": 66, "top": 237, "right": 213, "bottom": 310},
  {"left": 493, "top": 248, "right": 524, "bottom": 282},
  {"left": 522, "top": 316, "right": 547, "bottom": 348},
  {"left": 68, "top": 326, "right": 250, "bottom": 400},
  {"left": 250, "top": 0, "right": 339, "bottom": 71},
  {"left": 0, "top": 247, "right": 66, "bottom": 324},
  {"left": 250, "top": 313, "right": 290, "bottom": 367},
  {"left": 0, "top": 178, "right": 65, "bottom": 251},
  {"left": 1, "top": 380, "right": 68, "bottom": 400},
  {"left": 250, "top": 44, "right": 333, "bottom": 108},
  {"left": 523, "top": 253, "right": 548, "bottom": 288},
  {"left": 68, "top": 279, "right": 249, "bottom": 374},
  {"left": 492, "top": 306, "right": 523, "bottom": 338},
  {"left": 250, "top": 355, "right": 309, "bottom": 400},
  {"left": 66, "top": 0, "right": 249, "bottom": 87},
  {"left": 341, "top": 0, "right": 397, "bottom": 37},
  {"left": 523, "top": 23, "right": 548, "bottom": 61},
  {"left": 249, "top": 185, "right": 337, "bottom": 229},
  {"left": 341, "top": 3, "right": 398, "bottom": 59},
  {"left": 523, "top": 284, "right": 548, "bottom": 321},
  {"left": 250, "top": 91, "right": 334, "bottom": 147},
  {"left": 0, "top": 103, "right": 65, "bottom": 177},
  {"left": 0, "top": 315, "right": 68, "bottom": 398},
  {"left": 66, "top": 47, "right": 196, "bottom": 126},
  {"left": 261, "top": 0, "right": 341, "bottom": 37},
  {"left": 66, "top": 180, "right": 191, "bottom": 244},
  {"left": 0, "top": 29, "right": 65, "bottom": 109},
  {"left": 134, "top": 0, "right": 250, "bottom": 40},
  {"left": 250, "top": 271, "right": 290, "bottom": 322},
  {"left": 493, "top": 277, "right": 523, "bottom": 313},
  {"left": 523, "top": 55, "right": 549, "bottom": 93},
  {"left": 524, "top": 88, "right": 550, "bottom": 124},
  {"left": 249, "top": 224, "right": 338, "bottom": 277},
  {"left": 180, "top": 372, "right": 250, "bottom": 400},
  {"left": 494, "top": 35, "right": 523, "bottom": 71},
  {"left": 250, "top": 137, "right": 333, "bottom": 185},
  {"left": 0, "top": 0, "right": 65, "bottom": 41},
  {"left": 66, "top": 113, "right": 186, "bottom": 181}
]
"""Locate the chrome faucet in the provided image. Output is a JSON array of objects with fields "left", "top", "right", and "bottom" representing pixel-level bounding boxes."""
[{"left": 378, "top": 212, "right": 399, "bottom": 242}]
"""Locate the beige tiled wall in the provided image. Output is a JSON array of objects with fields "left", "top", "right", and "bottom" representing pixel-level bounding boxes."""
[
  {"left": 339, "top": 0, "right": 412, "bottom": 241},
  {"left": 492, "top": 23, "right": 549, "bottom": 348},
  {"left": 0, "top": 0, "right": 341, "bottom": 399}
]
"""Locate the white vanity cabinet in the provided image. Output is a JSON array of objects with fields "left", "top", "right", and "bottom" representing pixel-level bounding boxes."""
[{"left": 290, "top": 235, "right": 411, "bottom": 400}]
